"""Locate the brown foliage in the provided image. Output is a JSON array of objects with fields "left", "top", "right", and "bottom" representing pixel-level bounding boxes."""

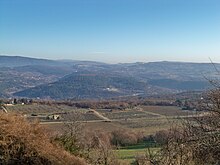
[
  {"left": 111, "top": 129, "right": 143, "bottom": 147},
  {"left": 34, "top": 97, "right": 175, "bottom": 110},
  {"left": 0, "top": 113, "right": 86, "bottom": 165}
]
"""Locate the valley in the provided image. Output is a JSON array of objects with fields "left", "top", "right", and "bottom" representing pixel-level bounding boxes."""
[{"left": 0, "top": 55, "right": 216, "bottom": 99}]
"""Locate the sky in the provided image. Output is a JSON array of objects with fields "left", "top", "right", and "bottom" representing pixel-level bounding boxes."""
[{"left": 0, "top": 0, "right": 220, "bottom": 63}]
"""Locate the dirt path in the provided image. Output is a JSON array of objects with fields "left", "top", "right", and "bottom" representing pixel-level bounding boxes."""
[{"left": 91, "top": 109, "right": 111, "bottom": 121}]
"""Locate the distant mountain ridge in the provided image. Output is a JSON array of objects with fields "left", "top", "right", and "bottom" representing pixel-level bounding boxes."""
[
  {"left": 0, "top": 55, "right": 61, "bottom": 67},
  {"left": 0, "top": 55, "right": 108, "bottom": 67},
  {"left": 0, "top": 55, "right": 218, "bottom": 99}
]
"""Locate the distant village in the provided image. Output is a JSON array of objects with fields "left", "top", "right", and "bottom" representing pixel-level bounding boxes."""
[{"left": 2, "top": 98, "right": 33, "bottom": 106}]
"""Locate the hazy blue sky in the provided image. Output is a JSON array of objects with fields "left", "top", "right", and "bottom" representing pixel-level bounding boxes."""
[{"left": 0, "top": 0, "right": 220, "bottom": 63}]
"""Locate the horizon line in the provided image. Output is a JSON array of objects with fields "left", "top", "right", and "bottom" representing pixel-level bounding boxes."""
[{"left": 0, "top": 54, "right": 218, "bottom": 65}]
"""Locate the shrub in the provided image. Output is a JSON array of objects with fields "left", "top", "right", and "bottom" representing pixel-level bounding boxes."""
[
  {"left": 0, "top": 113, "right": 86, "bottom": 165},
  {"left": 111, "top": 129, "right": 139, "bottom": 147}
]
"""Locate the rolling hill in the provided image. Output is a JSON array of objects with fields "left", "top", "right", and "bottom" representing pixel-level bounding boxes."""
[
  {"left": 0, "top": 55, "right": 218, "bottom": 99},
  {"left": 14, "top": 72, "right": 150, "bottom": 99}
]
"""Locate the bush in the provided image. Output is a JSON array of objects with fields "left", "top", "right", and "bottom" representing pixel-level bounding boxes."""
[
  {"left": 0, "top": 113, "right": 86, "bottom": 165},
  {"left": 111, "top": 129, "right": 139, "bottom": 147}
]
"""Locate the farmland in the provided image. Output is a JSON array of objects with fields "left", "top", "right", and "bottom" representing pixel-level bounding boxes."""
[
  {"left": 5, "top": 103, "right": 198, "bottom": 163},
  {"left": 6, "top": 104, "right": 196, "bottom": 134}
]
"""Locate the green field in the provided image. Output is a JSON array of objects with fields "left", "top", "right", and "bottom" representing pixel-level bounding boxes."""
[{"left": 115, "top": 143, "right": 160, "bottom": 163}]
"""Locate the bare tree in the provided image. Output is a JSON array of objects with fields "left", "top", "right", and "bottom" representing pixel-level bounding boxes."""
[
  {"left": 55, "top": 111, "right": 85, "bottom": 155},
  {"left": 85, "top": 131, "right": 119, "bottom": 165}
]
